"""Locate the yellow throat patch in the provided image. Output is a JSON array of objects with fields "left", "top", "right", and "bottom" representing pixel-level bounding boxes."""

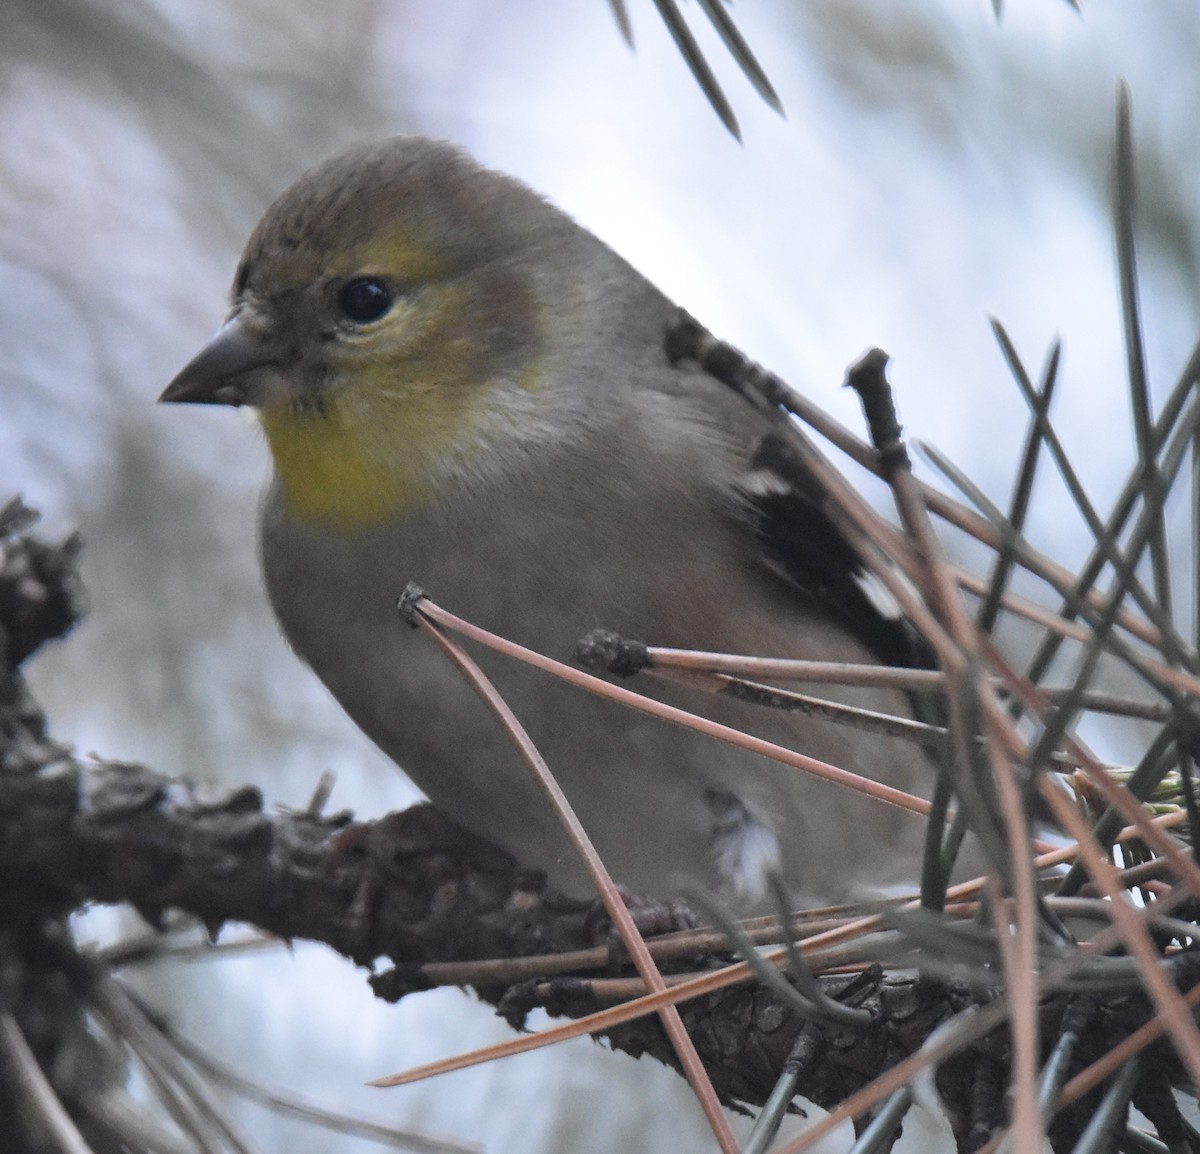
[
  {"left": 258, "top": 393, "right": 425, "bottom": 527},
  {"left": 257, "top": 354, "right": 536, "bottom": 528},
  {"left": 254, "top": 250, "right": 544, "bottom": 528}
]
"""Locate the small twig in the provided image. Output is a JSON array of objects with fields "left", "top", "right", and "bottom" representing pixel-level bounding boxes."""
[
  {"left": 304, "top": 770, "right": 336, "bottom": 817},
  {"left": 847, "top": 348, "right": 1045, "bottom": 1150}
]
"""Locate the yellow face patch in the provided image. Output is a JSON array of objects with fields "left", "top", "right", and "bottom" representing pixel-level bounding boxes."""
[
  {"left": 259, "top": 396, "right": 424, "bottom": 526},
  {"left": 250, "top": 224, "right": 543, "bottom": 529},
  {"left": 257, "top": 280, "right": 522, "bottom": 527}
]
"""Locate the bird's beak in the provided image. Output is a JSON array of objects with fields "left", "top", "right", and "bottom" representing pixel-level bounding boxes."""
[{"left": 159, "top": 318, "right": 280, "bottom": 407}]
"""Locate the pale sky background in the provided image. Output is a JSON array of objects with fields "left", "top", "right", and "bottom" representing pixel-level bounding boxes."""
[{"left": 3, "top": 1, "right": 1199, "bottom": 1151}]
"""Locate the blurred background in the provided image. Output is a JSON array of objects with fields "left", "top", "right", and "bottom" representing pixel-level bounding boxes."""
[{"left": 3, "top": 0, "right": 1199, "bottom": 1150}]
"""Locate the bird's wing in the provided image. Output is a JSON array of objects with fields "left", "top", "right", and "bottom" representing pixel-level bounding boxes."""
[
  {"left": 729, "top": 429, "right": 935, "bottom": 674},
  {"left": 658, "top": 311, "right": 934, "bottom": 674}
]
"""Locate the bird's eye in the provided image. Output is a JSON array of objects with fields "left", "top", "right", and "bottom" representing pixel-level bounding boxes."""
[{"left": 337, "top": 277, "right": 394, "bottom": 324}]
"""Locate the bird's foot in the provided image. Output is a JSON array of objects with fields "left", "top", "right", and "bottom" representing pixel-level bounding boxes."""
[{"left": 585, "top": 885, "right": 698, "bottom": 971}]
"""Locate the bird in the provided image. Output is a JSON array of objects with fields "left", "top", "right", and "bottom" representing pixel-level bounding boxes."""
[{"left": 160, "top": 136, "right": 940, "bottom": 912}]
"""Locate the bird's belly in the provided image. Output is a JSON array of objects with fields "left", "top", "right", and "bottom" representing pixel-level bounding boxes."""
[{"left": 262, "top": 494, "right": 933, "bottom": 908}]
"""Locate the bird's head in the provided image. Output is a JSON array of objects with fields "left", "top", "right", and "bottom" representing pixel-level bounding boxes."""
[{"left": 161, "top": 137, "right": 569, "bottom": 527}]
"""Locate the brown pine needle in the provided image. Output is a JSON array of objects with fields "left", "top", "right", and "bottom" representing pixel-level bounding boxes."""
[
  {"left": 407, "top": 608, "right": 738, "bottom": 1154},
  {"left": 415, "top": 596, "right": 934, "bottom": 820},
  {"left": 642, "top": 645, "right": 1169, "bottom": 721},
  {"left": 371, "top": 908, "right": 887, "bottom": 1091}
]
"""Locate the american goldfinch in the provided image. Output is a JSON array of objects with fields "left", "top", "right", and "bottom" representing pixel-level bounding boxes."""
[{"left": 161, "top": 137, "right": 936, "bottom": 909}]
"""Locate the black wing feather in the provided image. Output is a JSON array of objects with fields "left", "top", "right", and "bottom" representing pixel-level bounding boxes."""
[{"left": 735, "top": 432, "right": 935, "bottom": 673}]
